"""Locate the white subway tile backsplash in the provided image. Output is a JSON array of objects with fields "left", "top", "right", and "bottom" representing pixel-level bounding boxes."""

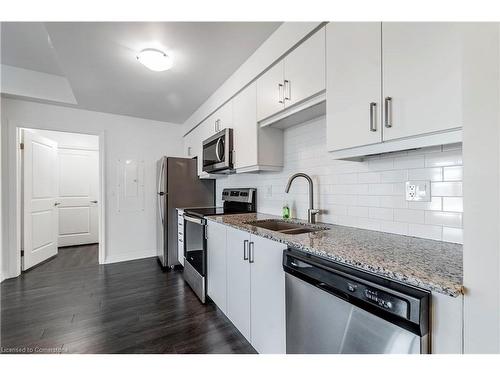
[
  {"left": 409, "top": 224, "right": 442, "bottom": 241},
  {"left": 443, "top": 166, "right": 463, "bottom": 181},
  {"left": 369, "top": 207, "right": 394, "bottom": 221},
  {"left": 425, "top": 149, "right": 463, "bottom": 167},
  {"left": 442, "top": 197, "right": 463, "bottom": 212},
  {"left": 408, "top": 167, "right": 443, "bottom": 181},
  {"left": 442, "top": 227, "right": 464, "bottom": 244},
  {"left": 425, "top": 211, "right": 462, "bottom": 228},
  {"left": 348, "top": 206, "right": 369, "bottom": 218},
  {"left": 408, "top": 197, "right": 443, "bottom": 211},
  {"left": 431, "top": 182, "right": 463, "bottom": 197},
  {"left": 394, "top": 209, "right": 425, "bottom": 224},
  {"left": 358, "top": 172, "right": 381, "bottom": 184},
  {"left": 380, "top": 170, "right": 408, "bottom": 183},
  {"left": 378, "top": 196, "right": 408, "bottom": 209},
  {"left": 393, "top": 155, "right": 425, "bottom": 169},
  {"left": 217, "top": 117, "right": 463, "bottom": 244}
]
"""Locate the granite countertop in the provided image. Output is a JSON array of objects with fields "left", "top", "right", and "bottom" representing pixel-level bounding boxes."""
[{"left": 206, "top": 212, "right": 463, "bottom": 297}]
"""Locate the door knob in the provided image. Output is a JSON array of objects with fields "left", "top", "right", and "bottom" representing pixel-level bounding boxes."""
[
  {"left": 54, "top": 202, "right": 61, "bottom": 206},
  {"left": 90, "top": 200, "right": 98, "bottom": 204}
]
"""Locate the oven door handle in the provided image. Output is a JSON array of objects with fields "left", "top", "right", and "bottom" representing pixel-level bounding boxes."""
[{"left": 184, "top": 215, "right": 204, "bottom": 225}]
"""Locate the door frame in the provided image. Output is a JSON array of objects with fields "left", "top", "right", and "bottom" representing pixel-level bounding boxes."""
[{"left": 8, "top": 122, "right": 106, "bottom": 277}]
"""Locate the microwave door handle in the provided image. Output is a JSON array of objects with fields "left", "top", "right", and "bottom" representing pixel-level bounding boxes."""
[{"left": 215, "top": 138, "right": 223, "bottom": 162}]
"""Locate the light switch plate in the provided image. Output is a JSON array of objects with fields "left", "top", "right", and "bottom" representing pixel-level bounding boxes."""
[{"left": 405, "top": 180, "right": 431, "bottom": 202}]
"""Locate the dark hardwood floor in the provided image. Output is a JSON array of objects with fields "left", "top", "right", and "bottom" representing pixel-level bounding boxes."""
[{"left": 1, "top": 244, "right": 255, "bottom": 354}]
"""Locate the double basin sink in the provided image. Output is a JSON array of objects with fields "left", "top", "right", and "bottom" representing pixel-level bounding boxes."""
[{"left": 244, "top": 219, "right": 329, "bottom": 235}]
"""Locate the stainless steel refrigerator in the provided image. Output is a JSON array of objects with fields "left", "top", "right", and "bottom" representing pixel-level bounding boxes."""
[{"left": 156, "top": 157, "right": 215, "bottom": 269}]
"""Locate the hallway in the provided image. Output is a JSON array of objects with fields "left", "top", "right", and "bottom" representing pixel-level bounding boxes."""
[{"left": 0, "top": 246, "right": 255, "bottom": 354}]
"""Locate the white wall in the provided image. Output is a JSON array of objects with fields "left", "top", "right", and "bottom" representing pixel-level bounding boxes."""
[
  {"left": 217, "top": 117, "right": 463, "bottom": 243},
  {"left": 1, "top": 98, "right": 184, "bottom": 279},
  {"left": 462, "top": 23, "right": 500, "bottom": 353}
]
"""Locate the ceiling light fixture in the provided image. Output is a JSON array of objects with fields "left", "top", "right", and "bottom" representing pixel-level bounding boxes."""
[{"left": 136, "top": 48, "right": 173, "bottom": 72}]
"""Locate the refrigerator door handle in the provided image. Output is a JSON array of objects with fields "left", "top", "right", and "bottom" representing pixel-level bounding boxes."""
[{"left": 158, "top": 159, "right": 165, "bottom": 224}]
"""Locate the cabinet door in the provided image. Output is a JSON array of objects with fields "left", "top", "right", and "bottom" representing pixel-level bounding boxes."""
[
  {"left": 213, "top": 100, "right": 233, "bottom": 132},
  {"left": 326, "top": 22, "right": 382, "bottom": 151},
  {"left": 206, "top": 221, "right": 227, "bottom": 313},
  {"left": 284, "top": 27, "right": 326, "bottom": 107},
  {"left": 250, "top": 235, "right": 286, "bottom": 354},
  {"left": 382, "top": 23, "right": 462, "bottom": 141},
  {"left": 226, "top": 227, "right": 252, "bottom": 341},
  {"left": 233, "top": 82, "right": 258, "bottom": 169},
  {"left": 256, "top": 61, "right": 285, "bottom": 121}
]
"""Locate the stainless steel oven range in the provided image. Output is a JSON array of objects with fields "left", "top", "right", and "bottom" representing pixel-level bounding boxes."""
[{"left": 183, "top": 188, "right": 256, "bottom": 303}]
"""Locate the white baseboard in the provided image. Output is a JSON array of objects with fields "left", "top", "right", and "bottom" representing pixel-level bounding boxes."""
[{"left": 104, "top": 249, "right": 157, "bottom": 264}]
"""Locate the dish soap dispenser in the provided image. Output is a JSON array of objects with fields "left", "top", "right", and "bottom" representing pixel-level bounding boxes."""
[{"left": 282, "top": 202, "right": 290, "bottom": 219}]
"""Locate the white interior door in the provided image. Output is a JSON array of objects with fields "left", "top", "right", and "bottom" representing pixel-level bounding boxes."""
[
  {"left": 57, "top": 148, "right": 99, "bottom": 247},
  {"left": 22, "top": 130, "right": 59, "bottom": 270}
]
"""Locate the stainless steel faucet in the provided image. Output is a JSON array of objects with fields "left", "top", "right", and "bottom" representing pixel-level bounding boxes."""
[{"left": 285, "top": 173, "right": 320, "bottom": 224}]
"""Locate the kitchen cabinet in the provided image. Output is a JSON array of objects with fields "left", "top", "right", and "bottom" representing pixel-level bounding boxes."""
[
  {"left": 382, "top": 23, "right": 462, "bottom": 141},
  {"left": 206, "top": 100, "right": 234, "bottom": 137},
  {"left": 248, "top": 234, "right": 286, "bottom": 354},
  {"left": 326, "top": 22, "right": 463, "bottom": 158},
  {"left": 226, "top": 226, "right": 251, "bottom": 341},
  {"left": 431, "top": 292, "right": 463, "bottom": 354},
  {"left": 326, "top": 22, "right": 382, "bottom": 151},
  {"left": 208, "top": 224, "right": 287, "bottom": 353},
  {"left": 233, "top": 82, "right": 284, "bottom": 172},
  {"left": 206, "top": 221, "right": 227, "bottom": 314},
  {"left": 256, "top": 27, "right": 326, "bottom": 123},
  {"left": 283, "top": 28, "right": 326, "bottom": 108}
]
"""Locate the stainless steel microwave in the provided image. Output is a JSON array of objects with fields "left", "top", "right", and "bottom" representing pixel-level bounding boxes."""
[{"left": 202, "top": 128, "right": 233, "bottom": 173}]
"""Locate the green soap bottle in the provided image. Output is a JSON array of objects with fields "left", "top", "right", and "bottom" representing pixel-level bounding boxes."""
[{"left": 282, "top": 202, "right": 290, "bottom": 219}]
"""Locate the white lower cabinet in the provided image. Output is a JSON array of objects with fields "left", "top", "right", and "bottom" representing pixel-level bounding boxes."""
[
  {"left": 206, "top": 221, "right": 227, "bottom": 314},
  {"left": 226, "top": 227, "right": 252, "bottom": 341},
  {"left": 431, "top": 292, "right": 463, "bottom": 353},
  {"left": 208, "top": 223, "right": 287, "bottom": 353},
  {"left": 248, "top": 234, "right": 286, "bottom": 354}
]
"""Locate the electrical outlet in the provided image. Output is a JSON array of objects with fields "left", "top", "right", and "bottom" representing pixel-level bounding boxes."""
[{"left": 405, "top": 181, "right": 431, "bottom": 202}]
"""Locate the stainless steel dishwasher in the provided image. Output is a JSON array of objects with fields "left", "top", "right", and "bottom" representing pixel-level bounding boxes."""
[{"left": 283, "top": 249, "right": 430, "bottom": 354}]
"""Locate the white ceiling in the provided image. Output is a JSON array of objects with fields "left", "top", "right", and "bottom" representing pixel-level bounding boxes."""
[{"left": 1, "top": 22, "right": 281, "bottom": 124}]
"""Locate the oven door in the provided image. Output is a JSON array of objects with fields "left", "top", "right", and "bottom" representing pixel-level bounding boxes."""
[
  {"left": 202, "top": 128, "right": 233, "bottom": 173},
  {"left": 183, "top": 214, "right": 206, "bottom": 276}
]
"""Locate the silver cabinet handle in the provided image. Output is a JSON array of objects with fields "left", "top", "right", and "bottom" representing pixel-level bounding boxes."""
[
  {"left": 248, "top": 241, "right": 255, "bottom": 263},
  {"left": 214, "top": 120, "right": 217, "bottom": 133},
  {"left": 216, "top": 119, "right": 220, "bottom": 132},
  {"left": 369, "top": 102, "right": 377, "bottom": 132},
  {"left": 90, "top": 200, "right": 98, "bottom": 203},
  {"left": 243, "top": 240, "right": 249, "bottom": 260},
  {"left": 384, "top": 97, "right": 392, "bottom": 128},
  {"left": 278, "top": 83, "right": 284, "bottom": 104},
  {"left": 284, "top": 80, "right": 291, "bottom": 101}
]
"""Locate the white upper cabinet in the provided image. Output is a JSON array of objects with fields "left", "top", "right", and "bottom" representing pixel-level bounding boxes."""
[
  {"left": 233, "top": 83, "right": 259, "bottom": 169},
  {"left": 209, "top": 100, "right": 234, "bottom": 135},
  {"left": 283, "top": 27, "right": 326, "bottom": 107},
  {"left": 257, "top": 27, "right": 326, "bottom": 123},
  {"left": 382, "top": 23, "right": 462, "bottom": 141},
  {"left": 233, "top": 82, "right": 284, "bottom": 172},
  {"left": 256, "top": 61, "right": 285, "bottom": 121},
  {"left": 206, "top": 221, "right": 227, "bottom": 314},
  {"left": 326, "top": 22, "right": 463, "bottom": 158},
  {"left": 326, "top": 22, "right": 382, "bottom": 152}
]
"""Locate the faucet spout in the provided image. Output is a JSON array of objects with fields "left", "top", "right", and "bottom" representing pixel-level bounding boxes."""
[{"left": 285, "top": 173, "right": 319, "bottom": 223}]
